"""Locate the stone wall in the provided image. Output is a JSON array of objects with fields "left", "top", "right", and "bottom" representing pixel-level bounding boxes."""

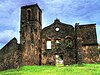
[
  {"left": 74, "top": 23, "right": 99, "bottom": 64},
  {"left": 75, "top": 23, "right": 83, "bottom": 64},
  {"left": 20, "top": 4, "right": 42, "bottom": 66},
  {"left": 41, "top": 19, "right": 76, "bottom": 65},
  {"left": 79, "top": 24, "right": 97, "bottom": 45},
  {"left": 0, "top": 38, "right": 20, "bottom": 70},
  {"left": 82, "top": 45, "right": 100, "bottom": 63},
  {"left": 78, "top": 24, "right": 99, "bottom": 63}
]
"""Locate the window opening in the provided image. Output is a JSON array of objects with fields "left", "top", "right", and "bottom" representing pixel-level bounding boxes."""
[
  {"left": 56, "top": 40, "right": 60, "bottom": 43},
  {"left": 55, "top": 27, "right": 59, "bottom": 31},
  {"left": 65, "top": 39, "right": 72, "bottom": 49},
  {"left": 27, "top": 10, "right": 31, "bottom": 20},
  {"left": 56, "top": 40, "right": 61, "bottom": 49},
  {"left": 47, "top": 41, "right": 51, "bottom": 49},
  {"left": 39, "top": 11, "right": 41, "bottom": 23}
]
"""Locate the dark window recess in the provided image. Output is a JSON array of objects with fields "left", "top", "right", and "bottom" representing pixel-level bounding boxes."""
[
  {"left": 31, "top": 34, "right": 34, "bottom": 45},
  {"left": 27, "top": 10, "right": 31, "bottom": 20},
  {"left": 39, "top": 12, "right": 41, "bottom": 23}
]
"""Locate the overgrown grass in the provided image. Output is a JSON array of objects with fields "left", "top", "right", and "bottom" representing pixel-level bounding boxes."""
[{"left": 0, "top": 64, "right": 100, "bottom": 75}]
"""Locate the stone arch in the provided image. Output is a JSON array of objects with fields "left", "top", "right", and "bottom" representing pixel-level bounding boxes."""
[{"left": 27, "top": 9, "right": 32, "bottom": 20}]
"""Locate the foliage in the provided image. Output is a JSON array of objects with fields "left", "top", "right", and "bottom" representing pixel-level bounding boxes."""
[
  {"left": 65, "top": 39, "right": 72, "bottom": 49},
  {"left": 0, "top": 64, "right": 100, "bottom": 75},
  {"left": 59, "top": 55, "right": 63, "bottom": 60},
  {"left": 56, "top": 42, "right": 62, "bottom": 49}
]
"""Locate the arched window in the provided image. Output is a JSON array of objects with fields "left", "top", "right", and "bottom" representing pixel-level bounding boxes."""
[
  {"left": 65, "top": 37, "right": 73, "bottom": 49},
  {"left": 56, "top": 40, "right": 62, "bottom": 49},
  {"left": 27, "top": 10, "right": 31, "bottom": 20}
]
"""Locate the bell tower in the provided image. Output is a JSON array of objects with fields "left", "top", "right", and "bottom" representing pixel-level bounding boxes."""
[{"left": 20, "top": 4, "right": 42, "bottom": 65}]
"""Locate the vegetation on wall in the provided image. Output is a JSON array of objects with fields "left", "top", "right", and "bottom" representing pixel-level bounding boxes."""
[{"left": 65, "top": 39, "right": 73, "bottom": 49}]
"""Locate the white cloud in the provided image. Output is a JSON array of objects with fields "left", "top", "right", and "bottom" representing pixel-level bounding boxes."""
[
  {"left": 0, "top": 0, "right": 34, "bottom": 48},
  {"left": 41, "top": 0, "right": 100, "bottom": 28},
  {"left": 97, "top": 38, "right": 100, "bottom": 44},
  {"left": 0, "top": 0, "right": 100, "bottom": 48},
  {"left": 0, "top": 30, "right": 20, "bottom": 48}
]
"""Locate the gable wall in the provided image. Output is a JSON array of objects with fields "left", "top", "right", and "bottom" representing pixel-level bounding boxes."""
[{"left": 0, "top": 38, "right": 20, "bottom": 70}]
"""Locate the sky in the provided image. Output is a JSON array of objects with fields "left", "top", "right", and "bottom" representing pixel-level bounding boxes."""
[{"left": 0, "top": 0, "right": 100, "bottom": 49}]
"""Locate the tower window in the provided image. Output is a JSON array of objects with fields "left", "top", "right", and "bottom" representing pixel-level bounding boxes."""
[
  {"left": 27, "top": 10, "right": 31, "bottom": 20},
  {"left": 39, "top": 11, "right": 41, "bottom": 23}
]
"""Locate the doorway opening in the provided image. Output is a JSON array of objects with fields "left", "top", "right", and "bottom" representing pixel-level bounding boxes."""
[{"left": 55, "top": 54, "right": 64, "bottom": 66}]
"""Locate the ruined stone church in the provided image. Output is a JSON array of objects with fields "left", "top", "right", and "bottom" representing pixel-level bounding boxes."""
[{"left": 0, "top": 4, "right": 99, "bottom": 70}]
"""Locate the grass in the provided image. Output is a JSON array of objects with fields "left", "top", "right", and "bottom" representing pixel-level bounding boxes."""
[{"left": 0, "top": 64, "right": 100, "bottom": 75}]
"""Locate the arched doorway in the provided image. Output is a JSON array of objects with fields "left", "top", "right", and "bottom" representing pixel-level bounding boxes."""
[{"left": 55, "top": 54, "right": 64, "bottom": 66}]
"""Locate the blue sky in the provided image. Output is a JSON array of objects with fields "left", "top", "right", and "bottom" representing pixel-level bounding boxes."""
[{"left": 0, "top": 0, "right": 100, "bottom": 49}]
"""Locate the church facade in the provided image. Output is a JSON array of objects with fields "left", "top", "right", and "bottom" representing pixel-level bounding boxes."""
[{"left": 0, "top": 4, "right": 99, "bottom": 70}]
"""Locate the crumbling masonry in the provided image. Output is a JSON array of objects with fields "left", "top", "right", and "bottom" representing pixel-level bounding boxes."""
[{"left": 0, "top": 4, "right": 99, "bottom": 70}]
